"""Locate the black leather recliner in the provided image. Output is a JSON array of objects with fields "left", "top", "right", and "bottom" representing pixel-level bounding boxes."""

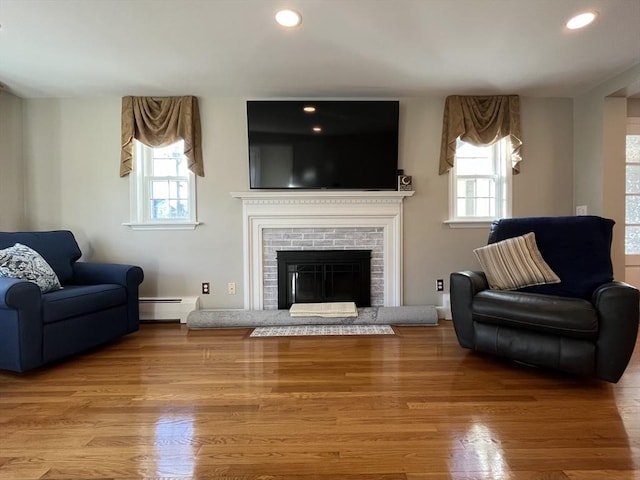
[{"left": 450, "top": 216, "right": 639, "bottom": 383}]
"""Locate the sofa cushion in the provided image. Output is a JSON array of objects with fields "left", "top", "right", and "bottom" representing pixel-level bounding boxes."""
[
  {"left": 474, "top": 232, "right": 560, "bottom": 290},
  {"left": 472, "top": 290, "right": 598, "bottom": 340},
  {"left": 488, "top": 216, "right": 614, "bottom": 299},
  {"left": 0, "top": 243, "right": 62, "bottom": 293},
  {"left": 42, "top": 284, "right": 126, "bottom": 324},
  {"left": 0, "top": 231, "right": 82, "bottom": 284}
]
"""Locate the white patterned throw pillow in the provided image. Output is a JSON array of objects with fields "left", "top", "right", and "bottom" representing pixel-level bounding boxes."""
[
  {"left": 473, "top": 232, "right": 561, "bottom": 290},
  {"left": 0, "top": 243, "right": 62, "bottom": 293}
]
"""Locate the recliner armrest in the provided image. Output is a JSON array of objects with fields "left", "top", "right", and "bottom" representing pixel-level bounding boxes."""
[
  {"left": 450, "top": 271, "right": 489, "bottom": 349},
  {"left": 593, "top": 281, "right": 640, "bottom": 382}
]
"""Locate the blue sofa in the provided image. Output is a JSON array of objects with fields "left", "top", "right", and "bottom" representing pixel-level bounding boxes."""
[{"left": 0, "top": 231, "right": 144, "bottom": 372}]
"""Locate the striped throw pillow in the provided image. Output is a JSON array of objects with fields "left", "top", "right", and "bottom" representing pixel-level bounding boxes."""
[{"left": 473, "top": 232, "right": 560, "bottom": 290}]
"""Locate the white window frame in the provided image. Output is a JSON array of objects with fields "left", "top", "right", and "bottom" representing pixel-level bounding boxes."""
[
  {"left": 123, "top": 139, "right": 199, "bottom": 231},
  {"left": 445, "top": 137, "right": 512, "bottom": 228},
  {"left": 624, "top": 118, "right": 640, "bottom": 254}
]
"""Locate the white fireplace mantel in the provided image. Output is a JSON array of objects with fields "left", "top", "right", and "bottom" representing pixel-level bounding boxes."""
[{"left": 231, "top": 190, "right": 415, "bottom": 309}]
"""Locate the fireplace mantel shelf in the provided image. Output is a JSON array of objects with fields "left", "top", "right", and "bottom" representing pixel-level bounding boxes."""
[{"left": 231, "top": 190, "right": 414, "bottom": 204}]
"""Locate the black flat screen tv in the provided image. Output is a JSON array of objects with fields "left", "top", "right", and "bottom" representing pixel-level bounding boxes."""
[{"left": 247, "top": 100, "right": 399, "bottom": 190}]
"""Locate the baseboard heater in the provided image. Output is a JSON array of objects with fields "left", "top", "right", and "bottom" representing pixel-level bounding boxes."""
[{"left": 139, "top": 297, "right": 199, "bottom": 324}]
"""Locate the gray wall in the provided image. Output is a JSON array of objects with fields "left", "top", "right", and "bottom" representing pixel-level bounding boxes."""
[
  {"left": 573, "top": 64, "right": 640, "bottom": 278},
  {"left": 629, "top": 98, "right": 640, "bottom": 117},
  {"left": 0, "top": 91, "right": 25, "bottom": 230},
  {"left": 574, "top": 64, "right": 640, "bottom": 217},
  {"left": 20, "top": 95, "right": 574, "bottom": 307}
]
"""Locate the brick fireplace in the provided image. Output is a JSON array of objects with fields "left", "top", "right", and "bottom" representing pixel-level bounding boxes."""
[
  {"left": 265, "top": 228, "right": 382, "bottom": 309},
  {"left": 231, "top": 191, "right": 414, "bottom": 310}
]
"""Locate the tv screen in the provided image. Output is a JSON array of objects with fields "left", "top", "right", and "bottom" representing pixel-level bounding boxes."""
[{"left": 247, "top": 100, "right": 399, "bottom": 190}]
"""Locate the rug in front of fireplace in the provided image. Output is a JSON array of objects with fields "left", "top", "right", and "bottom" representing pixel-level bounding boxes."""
[
  {"left": 250, "top": 324, "right": 395, "bottom": 337},
  {"left": 186, "top": 305, "right": 438, "bottom": 329}
]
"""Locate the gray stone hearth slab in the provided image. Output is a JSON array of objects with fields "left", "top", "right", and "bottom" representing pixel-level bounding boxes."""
[{"left": 186, "top": 305, "right": 438, "bottom": 329}]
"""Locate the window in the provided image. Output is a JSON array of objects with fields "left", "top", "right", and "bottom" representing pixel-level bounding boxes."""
[
  {"left": 625, "top": 119, "right": 640, "bottom": 253},
  {"left": 126, "top": 139, "right": 198, "bottom": 230},
  {"left": 447, "top": 137, "right": 511, "bottom": 226}
]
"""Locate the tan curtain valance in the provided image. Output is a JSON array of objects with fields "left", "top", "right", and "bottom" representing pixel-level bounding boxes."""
[
  {"left": 438, "top": 95, "right": 522, "bottom": 175},
  {"left": 120, "top": 96, "right": 204, "bottom": 177}
]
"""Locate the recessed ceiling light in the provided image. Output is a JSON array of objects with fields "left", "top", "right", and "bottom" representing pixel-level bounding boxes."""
[
  {"left": 566, "top": 10, "right": 598, "bottom": 30},
  {"left": 303, "top": 105, "right": 316, "bottom": 113},
  {"left": 275, "top": 9, "right": 302, "bottom": 28},
  {"left": 312, "top": 126, "right": 322, "bottom": 132}
]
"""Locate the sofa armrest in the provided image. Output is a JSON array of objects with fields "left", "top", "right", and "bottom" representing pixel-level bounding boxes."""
[
  {"left": 0, "top": 277, "right": 44, "bottom": 372},
  {"left": 593, "top": 281, "right": 640, "bottom": 382},
  {"left": 0, "top": 276, "right": 42, "bottom": 309},
  {"left": 71, "top": 262, "right": 144, "bottom": 288},
  {"left": 450, "top": 271, "right": 488, "bottom": 349},
  {"left": 71, "top": 262, "right": 144, "bottom": 334}
]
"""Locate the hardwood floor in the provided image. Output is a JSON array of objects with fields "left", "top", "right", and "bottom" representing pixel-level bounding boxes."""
[{"left": 1, "top": 321, "right": 640, "bottom": 480}]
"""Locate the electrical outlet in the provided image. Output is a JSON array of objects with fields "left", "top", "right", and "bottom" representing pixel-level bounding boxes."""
[
  {"left": 202, "top": 282, "right": 210, "bottom": 295},
  {"left": 227, "top": 282, "right": 236, "bottom": 295},
  {"left": 436, "top": 279, "right": 444, "bottom": 292}
]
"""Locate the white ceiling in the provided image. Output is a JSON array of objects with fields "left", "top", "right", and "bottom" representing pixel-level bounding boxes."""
[{"left": 1, "top": 0, "right": 639, "bottom": 99}]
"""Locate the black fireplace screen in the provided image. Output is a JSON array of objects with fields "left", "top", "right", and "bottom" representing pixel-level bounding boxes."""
[{"left": 277, "top": 250, "right": 371, "bottom": 310}]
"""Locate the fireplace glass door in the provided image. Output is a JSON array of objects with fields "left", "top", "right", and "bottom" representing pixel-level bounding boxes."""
[{"left": 277, "top": 250, "right": 371, "bottom": 310}]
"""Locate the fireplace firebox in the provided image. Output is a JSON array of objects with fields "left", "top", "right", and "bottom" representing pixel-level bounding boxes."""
[{"left": 277, "top": 250, "right": 371, "bottom": 310}]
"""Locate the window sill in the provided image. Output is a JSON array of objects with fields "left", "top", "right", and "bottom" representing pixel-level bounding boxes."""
[
  {"left": 122, "top": 222, "right": 201, "bottom": 231},
  {"left": 443, "top": 219, "right": 495, "bottom": 229}
]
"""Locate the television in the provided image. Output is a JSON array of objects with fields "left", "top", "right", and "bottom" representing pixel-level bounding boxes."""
[{"left": 247, "top": 100, "right": 399, "bottom": 190}]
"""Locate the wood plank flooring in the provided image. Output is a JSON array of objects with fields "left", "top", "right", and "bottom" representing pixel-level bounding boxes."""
[{"left": 1, "top": 322, "right": 640, "bottom": 480}]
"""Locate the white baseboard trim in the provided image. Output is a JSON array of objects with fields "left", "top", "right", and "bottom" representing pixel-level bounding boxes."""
[
  {"left": 436, "top": 293, "right": 452, "bottom": 320},
  {"left": 139, "top": 296, "right": 200, "bottom": 324}
]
